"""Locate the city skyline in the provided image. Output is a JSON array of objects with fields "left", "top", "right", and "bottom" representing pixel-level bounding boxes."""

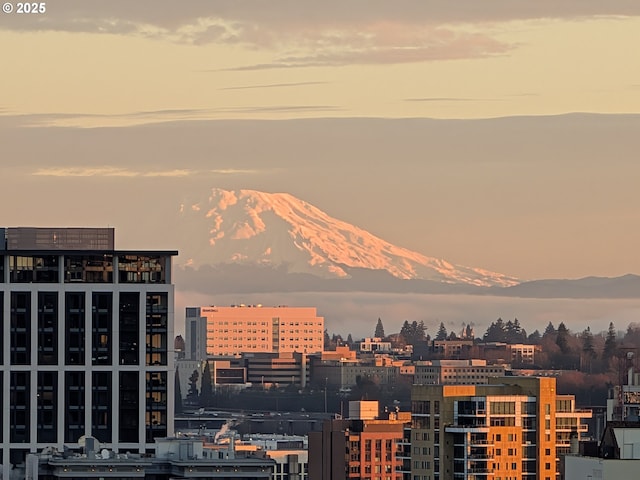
[{"left": 2, "top": 3, "right": 640, "bottom": 286}]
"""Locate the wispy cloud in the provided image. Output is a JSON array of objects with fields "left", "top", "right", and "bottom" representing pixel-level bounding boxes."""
[
  {"left": 223, "top": 28, "right": 513, "bottom": 69},
  {"left": 213, "top": 105, "right": 342, "bottom": 113},
  {"left": 143, "top": 170, "right": 192, "bottom": 177},
  {"left": 219, "top": 81, "right": 328, "bottom": 90},
  {"left": 5, "top": 2, "right": 635, "bottom": 68},
  {"left": 2, "top": 1, "right": 639, "bottom": 39},
  {"left": 31, "top": 165, "right": 269, "bottom": 179},
  {"left": 405, "top": 97, "right": 492, "bottom": 102},
  {"left": 211, "top": 169, "right": 263, "bottom": 175},
  {"left": 5, "top": 104, "right": 342, "bottom": 128},
  {"left": 505, "top": 92, "right": 540, "bottom": 97},
  {"left": 32, "top": 167, "right": 192, "bottom": 178}
]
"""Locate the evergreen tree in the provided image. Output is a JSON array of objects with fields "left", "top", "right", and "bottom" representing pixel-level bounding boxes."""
[
  {"left": 556, "top": 322, "right": 570, "bottom": 354},
  {"left": 483, "top": 318, "right": 507, "bottom": 342},
  {"left": 505, "top": 319, "right": 515, "bottom": 341},
  {"left": 346, "top": 333, "right": 354, "bottom": 346},
  {"left": 400, "top": 320, "right": 427, "bottom": 345},
  {"left": 435, "top": 322, "right": 448, "bottom": 341},
  {"left": 624, "top": 323, "right": 640, "bottom": 347},
  {"left": 200, "top": 361, "right": 214, "bottom": 408},
  {"left": 186, "top": 369, "right": 199, "bottom": 406},
  {"left": 399, "top": 321, "right": 410, "bottom": 344},
  {"left": 603, "top": 322, "right": 618, "bottom": 360},
  {"left": 581, "top": 327, "right": 596, "bottom": 356},
  {"left": 374, "top": 318, "right": 386, "bottom": 339},
  {"left": 581, "top": 327, "right": 596, "bottom": 373},
  {"left": 174, "top": 368, "right": 183, "bottom": 415},
  {"left": 324, "top": 329, "right": 331, "bottom": 350},
  {"left": 527, "top": 330, "right": 542, "bottom": 344},
  {"left": 543, "top": 322, "right": 556, "bottom": 338},
  {"left": 508, "top": 318, "right": 525, "bottom": 343}
]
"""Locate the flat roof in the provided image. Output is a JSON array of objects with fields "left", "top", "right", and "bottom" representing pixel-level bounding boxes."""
[{"left": 0, "top": 249, "right": 179, "bottom": 256}]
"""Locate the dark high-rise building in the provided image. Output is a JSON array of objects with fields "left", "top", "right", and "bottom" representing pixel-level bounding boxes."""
[{"left": 0, "top": 227, "right": 177, "bottom": 475}]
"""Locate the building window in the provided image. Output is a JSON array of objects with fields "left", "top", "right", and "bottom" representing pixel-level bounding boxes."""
[
  {"left": 92, "top": 292, "right": 112, "bottom": 365},
  {"left": 10, "top": 371, "right": 30, "bottom": 443},
  {"left": 92, "top": 371, "right": 112, "bottom": 443},
  {"left": 65, "top": 371, "right": 85, "bottom": 442},
  {"left": 0, "top": 295, "right": 3, "bottom": 365},
  {"left": 146, "top": 371, "right": 168, "bottom": 442},
  {"left": 491, "top": 401, "right": 516, "bottom": 415},
  {"left": 10, "top": 255, "right": 59, "bottom": 283},
  {"left": 146, "top": 293, "right": 168, "bottom": 366},
  {"left": 65, "top": 254, "right": 114, "bottom": 283},
  {"left": 118, "top": 255, "right": 166, "bottom": 283},
  {"left": 10, "top": 292, "right": 31, "bottom": 365},
  {"left": 65, "top": 292, "right": 86, "bottom": 365},
  {"left": 119, "top": 371, "right": 139, "bottom": 442},
  {"left": 119, "top": 292, "right": 139, "bottom": 365},
  {"left": 38, "top": 292, "right": 58, "bottom": 365},
  {"left": 37, "top": 371, "right": 57, "bottom": 443}
]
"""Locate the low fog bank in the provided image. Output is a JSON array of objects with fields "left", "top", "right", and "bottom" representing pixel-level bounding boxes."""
[{"left": 174, "top": 290, "right": 640, "bottom": 340}]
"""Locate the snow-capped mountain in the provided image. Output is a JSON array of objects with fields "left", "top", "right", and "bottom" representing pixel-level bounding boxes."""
[{"left": 178, "top": 188, "right": 519, "bottom": 287}]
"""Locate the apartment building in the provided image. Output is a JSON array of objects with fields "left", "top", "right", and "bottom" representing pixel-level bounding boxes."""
[
  {"left": 411, "top": 376, "right": 591, "bottom": 480},
  {"left": 310, "top": 354, "right": 409, "bottom": 389},
  {"left": 0, "top": 227, "right": 177, "bottom": 476},
  {"left": 431, "top": 340, "right": 474, "bottom": 359},
  {"left": 414, "top": 359, "right": 505, "bottom": 385},
  {"left": 185, "top": 305, "right": 324, "bottom": 357},
  {"left": 244, "top": 351, "right": 309, "bottom": 388},
  {"left": 308, "top": 401, "right": 409, "bottom": 480}
]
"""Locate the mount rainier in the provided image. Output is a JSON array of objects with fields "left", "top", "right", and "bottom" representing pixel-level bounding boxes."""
[{"left": 177, "top": 188, "right": 518, "bottom": 288}]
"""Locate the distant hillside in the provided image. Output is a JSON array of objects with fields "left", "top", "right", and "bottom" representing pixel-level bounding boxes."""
[{"left": 494, "top": 274, "right": 640, "bottom": 298}]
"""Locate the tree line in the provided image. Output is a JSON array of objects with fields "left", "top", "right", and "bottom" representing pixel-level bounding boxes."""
[{"left": 324, "top": 316, "right": 640, "bottom": 372}]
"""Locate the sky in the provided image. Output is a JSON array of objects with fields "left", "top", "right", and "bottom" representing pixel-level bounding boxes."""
[{"left": 2, "top": 1, "right": 640, "bottom": 316}]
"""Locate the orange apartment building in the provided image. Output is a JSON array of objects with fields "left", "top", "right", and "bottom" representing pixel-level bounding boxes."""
[
  {"left": 185, "top": 305, "right": 324, "bottom": 357},
  {"left": 309, "top": 401, "right": 410, "bottom": 480},
  {"left": 411, "top": 376, "right": 591, "bottom": 480}
]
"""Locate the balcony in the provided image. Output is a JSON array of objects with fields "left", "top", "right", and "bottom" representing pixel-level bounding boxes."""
[
  {"left": 446, "top": 425, "right": 491, "bottom": 434},
  {"left": 556, "top": 410, "right": 592, "bottom": 419},
  {"left": 555, "top": 424, "right": 588, "bottom": 433},
  {"left": 468, "top": 454, "right": 492, "bottom": 460},
  {"left": 468, "top": 468, "right": 495, "bottom": 475}
]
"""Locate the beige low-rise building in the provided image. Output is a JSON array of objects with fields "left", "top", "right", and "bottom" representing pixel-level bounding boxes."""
[{"left": 186, "top": 305, "right": 324, "bottom": 357}]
